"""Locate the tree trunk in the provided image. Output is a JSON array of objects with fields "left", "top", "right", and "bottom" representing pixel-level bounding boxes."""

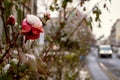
[{"left": 0, "top": 15, "right": 3, "bottom": 53}]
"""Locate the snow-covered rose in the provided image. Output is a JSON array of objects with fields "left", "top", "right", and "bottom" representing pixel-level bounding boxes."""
[{"left": 21, "top": 15, "right": 44, "bottom": 40}]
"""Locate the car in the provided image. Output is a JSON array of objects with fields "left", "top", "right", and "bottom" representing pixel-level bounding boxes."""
[
  {"left": 98, "top": 45, "right": 113, "bottom": 58},
  {"left": 117, "top": 48, "right": 120, "bottom": 58},
  {"left": 111, "top": 45, "right": 118, "bottom": 53}
]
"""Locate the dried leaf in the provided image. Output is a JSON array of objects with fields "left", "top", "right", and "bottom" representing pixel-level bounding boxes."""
[
  {"left": 85, "top": 18, "right": 93, "bottom": 30},
  {"left": 37, "top": 58, "right": 49, "bottom": 76},
  {"left": 80, "top": 1, "right": 83, "bottom": 6},
  {"left": 103, "top": 3, "right": 106, "bottom": 8},
  {"left": 83, "top": 7, "right": 86, "bottom": 11}
]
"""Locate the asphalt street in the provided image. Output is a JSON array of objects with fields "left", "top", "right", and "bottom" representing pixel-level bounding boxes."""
[
  {"left": 86, "top": 48, "right": 110, "bottom": 80},
  {"left": 98, "top": 53, "right": 120, "bottom": 80}
]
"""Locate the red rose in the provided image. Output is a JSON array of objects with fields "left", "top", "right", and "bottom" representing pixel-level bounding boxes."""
[
  {"left": 21, "top": 15, "right": 44, "bottom": 40},
  {"left": 7, "top": 15, "right": 15, "bottom": 25}
]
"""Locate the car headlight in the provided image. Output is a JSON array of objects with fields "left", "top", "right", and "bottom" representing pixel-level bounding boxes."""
[
  {"left": 100, "top": 51, "right": 104, "bottom": 53},
  {"left": 108, "top": 51, "right": 112, "bottom": 54}
]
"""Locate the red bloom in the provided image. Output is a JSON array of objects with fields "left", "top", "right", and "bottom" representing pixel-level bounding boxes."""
[
  {"left": 7, "top": 15, "right": 15, "bottom": 25},
  {"left": 21, "top": 15, "right": 44, "bottom": 40}
]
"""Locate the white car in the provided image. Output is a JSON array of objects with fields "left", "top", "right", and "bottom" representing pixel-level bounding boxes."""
[{"left": 98, "top": 45, "right": 113, "bottom": 58}]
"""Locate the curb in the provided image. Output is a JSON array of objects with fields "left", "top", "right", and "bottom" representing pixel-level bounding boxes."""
[{"left": 99, "top": 62, "right": 118, "bottom": 80}]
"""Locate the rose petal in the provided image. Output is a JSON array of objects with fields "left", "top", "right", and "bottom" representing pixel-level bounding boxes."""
[
  {"left": 31, "top": 27, "right": 44, "bottom": 35},
  {"left": 21, "top": 19, "right": 31, "bottom": 33},
  {"left": 24, "top": 31, "right": 40, "bottom": 40},
  {"left": 31, "top": 27, "right": 40, "bottom": 35},
  {"left": 37, "top": 27, "right": 44, "bottom": 32}
]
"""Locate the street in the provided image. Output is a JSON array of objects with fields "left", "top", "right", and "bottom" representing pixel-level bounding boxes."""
[
  {"left": 98, "top": 53, "right": 120, "bottom": 80},
  {"left": 87, "top": 47, "right": 120, "bottom": 80}
]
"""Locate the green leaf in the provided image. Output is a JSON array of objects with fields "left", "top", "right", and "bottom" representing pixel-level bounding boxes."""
[
  {"left": 68, "top": 0, "right": 72, "bottom": 2},
  {"left": 98, "top": 23, "right": 101, "bottom": 27},
  {"left": 83, "top": 7, "right": 86, "bottom": 11},
  {"left": 93, "top": 6, "right": 101, "bottom": 14},
  {"left": 62, "top": 0, "right": 73, "bottom": 8},
  {"left": 18, "top": 65, "right": 28, "bottom": 72},
  {"left": 0, "top": 73, "right": 12, "bottom": 80},
  {"left": 95, "top": 14, "right": 99, "bottom": 22},
  {"left": 22, "top": 0, "right": 28, "bottom": 4},
  {"left": 62, "top": 1, "right": 67, "bottom": 8},
  {"left": 17, "top": 9, "right": 24, "bottom": 25},
  {"left": 89, "top": 22, "right": 93, "bottom": 30},
  {"left": 50, "top": 5, "right": 54, "bottom": 11},
  {"left": 54, "top": 0, "right": 57, "bottom": 3},
  {"left": 90, "top": 16, "right": 93, "bottom": 22},
  {"left": 85, "top": 18, "right": 93, "bottom": 30}
]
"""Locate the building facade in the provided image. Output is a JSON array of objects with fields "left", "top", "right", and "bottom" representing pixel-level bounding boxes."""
[{"left": 108, "top": 19, "right": 120, "bottom": 46}]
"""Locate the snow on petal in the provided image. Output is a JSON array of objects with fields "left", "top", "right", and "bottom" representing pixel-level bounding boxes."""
[{"left": 26, "top": 15, "right": 42, "bottom": 28}]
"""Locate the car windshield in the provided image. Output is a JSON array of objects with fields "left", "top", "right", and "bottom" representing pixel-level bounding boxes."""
[{"left": 100, "top": 47, "right": 111, "bottom": 50}]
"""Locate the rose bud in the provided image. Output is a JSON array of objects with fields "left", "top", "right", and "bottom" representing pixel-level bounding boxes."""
[
  {"left": 44, "top": 12, "right": 50, "bottom": 20},
  {"left": 7, "top": 15, "right": 15, "bottom": 26}
]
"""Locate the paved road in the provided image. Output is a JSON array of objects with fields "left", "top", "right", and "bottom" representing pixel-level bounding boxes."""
[
  {"left": 87, "top": 47, "right": 120, "bottom": 80},
  {"left": 98, "top": 53, "right": 120, "bottom": 80},
  {"left": 86, "top": 48, "right": 110, "bottom": 80}
]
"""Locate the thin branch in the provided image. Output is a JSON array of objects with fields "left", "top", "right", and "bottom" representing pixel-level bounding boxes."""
[
  {"left": 66, "top": 2, "right": 80, "bottom": 20},
  {"left": 42, "top": 8, "right": 67, "bottom": 57},
  {"left": 42, "top": 26, "right": 63, "bottom": 57},
  {"left": 42, "top": 0, "right": 103, "bottom": 58},
  {"left": 18, "top": 1, "right": 31, "bottom": 11},
  {"left": 65, "top": 0, "right": 103, "bottom": 43},
  {"left": 0, "top": 33, "right": 20, "bottom": 64}
]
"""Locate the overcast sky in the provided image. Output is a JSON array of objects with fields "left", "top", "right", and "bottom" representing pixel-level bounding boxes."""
[
  {"left": 92, "top": 0, "right": 120, "bottom": 40},
  {"left": 37, "top": 0, "right": 120, "bottom": 40}
]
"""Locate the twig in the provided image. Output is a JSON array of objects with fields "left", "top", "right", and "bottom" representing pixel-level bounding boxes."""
[
  {"left": 43, "top": 27, "right": 62, "bottom": 57},
  {"left": 42, "top": 8, "right": 67, "bottom": 57},
  {"left": 66, "top": 2, "right": 80, "bottom": 20},
  {"left": 0, "top": 47, "right": 11, "bottom": 64},
  {"left": 42, "top": 0, "right": 103, "bottom": 58},
  {"left": 65, "top": 0, "right": 103, "bottom": 43},
  {"left": 0, "top": 33, "right": 19, "bottom": 64}
]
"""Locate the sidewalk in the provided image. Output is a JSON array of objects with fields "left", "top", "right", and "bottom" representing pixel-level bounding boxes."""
[{"left": 79, "top": 65, "right": 93, "bottom": 80}]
